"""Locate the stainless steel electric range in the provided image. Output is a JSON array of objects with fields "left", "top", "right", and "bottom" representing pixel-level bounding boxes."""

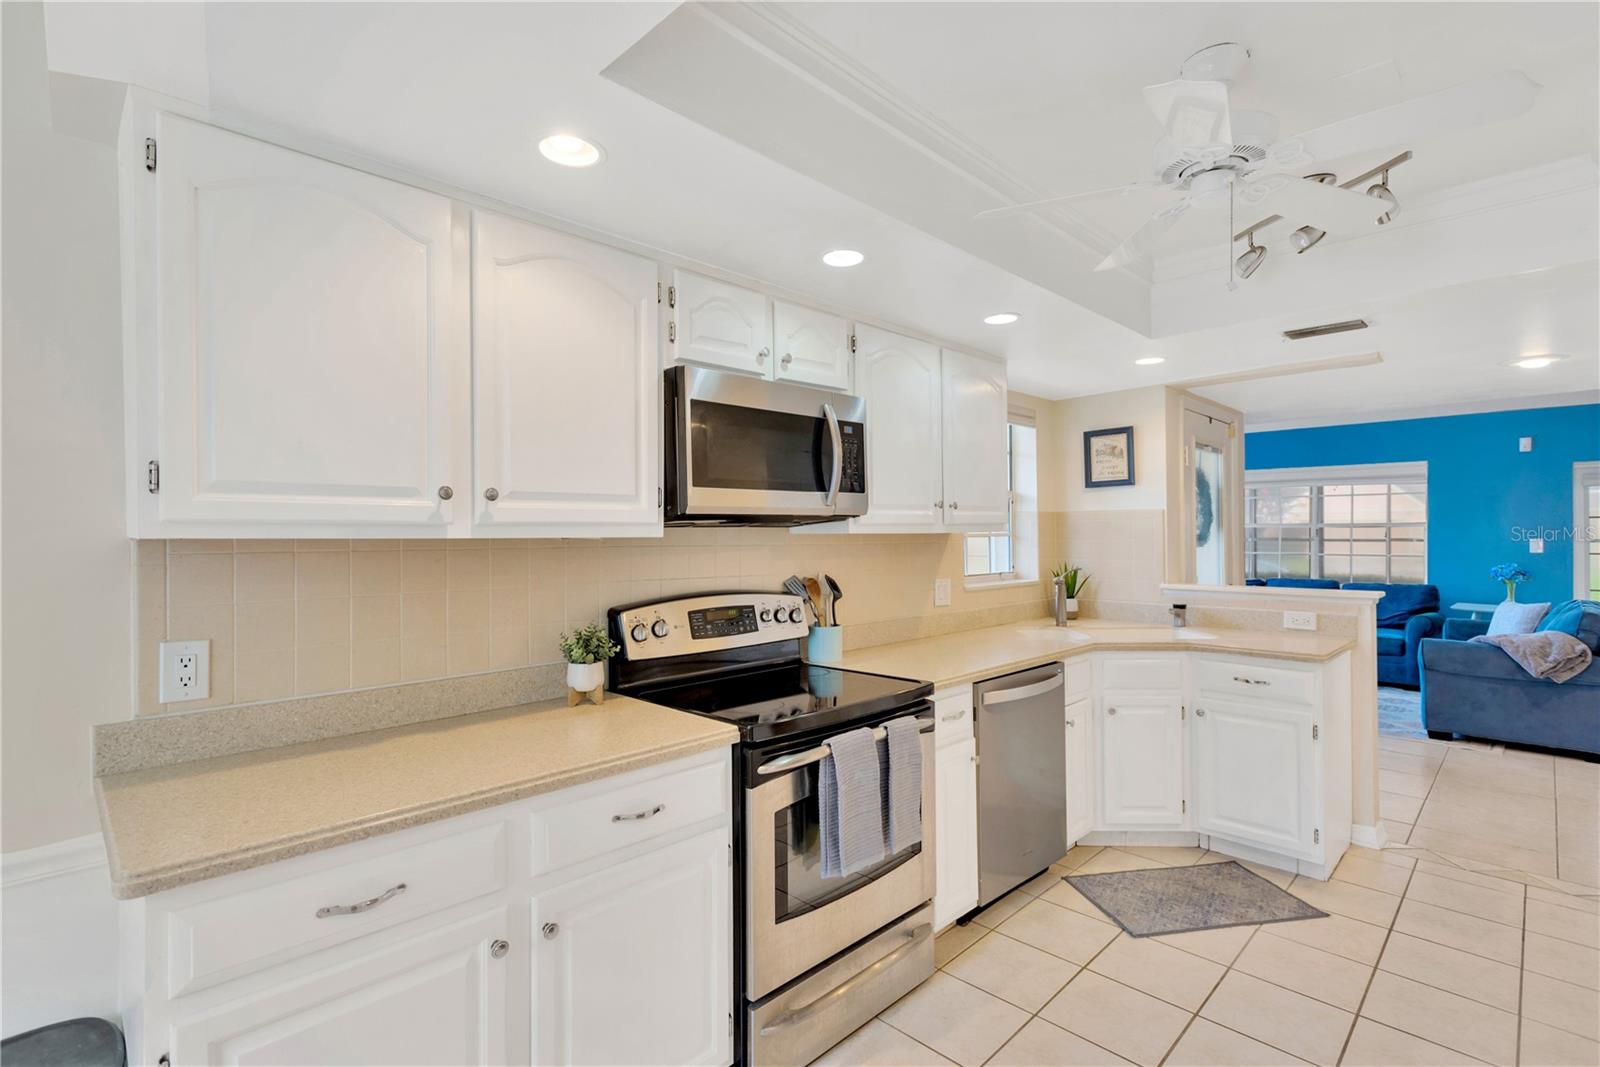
[{"left": 608, "top": 592, "right": 935, "bottom": 1067}]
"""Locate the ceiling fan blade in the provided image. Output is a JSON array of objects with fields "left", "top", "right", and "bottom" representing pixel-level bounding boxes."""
[
  {"left": 1093, "top": 199, "right": 1194, "bottom": 272},
  {"left": 1269, "top": 70, "right": 1539, "bottom": 167},
  {"left": 1143, "top": 78, "right": 1234, "bottom": 154},
  {"left": 974, "top": 181, "right": 1171, "bottom": 220},
  {"left": 1238, "top": 173, "right": 1392, "bottom": 232}
]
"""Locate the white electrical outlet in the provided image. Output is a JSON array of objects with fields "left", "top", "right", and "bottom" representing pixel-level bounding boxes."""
[
  {"left": 1283, "top": 611, "right": 1317, "bottom": 632},
  {"left": 1529, "top": 537, "right": 1545, "bottom": 554},
  {"left": 160, "top": 639, "right": 210, "bottom": 702},
  {"left": 933, "top": 578, "right": 952, "bottom": 607}
]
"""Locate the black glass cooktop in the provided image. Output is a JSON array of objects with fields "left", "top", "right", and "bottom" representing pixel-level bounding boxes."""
[{"left": 634, "top": 661, "right": 932, "bottom": 744}]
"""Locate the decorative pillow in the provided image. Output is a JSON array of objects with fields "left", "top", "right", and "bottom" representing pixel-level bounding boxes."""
[
  {"left": 1486, "top": 601, "right": 1550, "bottom": 637},
  {"left": 1537, "top": 600, "right": 1600, "bottom": 653}
]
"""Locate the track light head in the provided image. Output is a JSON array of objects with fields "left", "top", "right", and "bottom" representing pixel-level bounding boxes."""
[
  {"left": 1366, "top": 173, "right": 1399, "bottom": 225},
  {"left": 1234, "top": 233, "right": 1266, "bottom": 279},
  {"left": 1290, "top": 225, "right": 1326, "bottom": 253}
]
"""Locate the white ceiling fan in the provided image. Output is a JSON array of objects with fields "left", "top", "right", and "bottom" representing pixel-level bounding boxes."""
[{"left": 978, "top": 44, "right": 1540, "bottom": 274}]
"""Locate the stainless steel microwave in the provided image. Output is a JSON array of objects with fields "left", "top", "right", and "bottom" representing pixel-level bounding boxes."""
[{"left": 663, "top": 366, "right": 867, "bottom": 526}]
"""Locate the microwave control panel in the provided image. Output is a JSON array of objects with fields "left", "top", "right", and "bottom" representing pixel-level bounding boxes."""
[{"left": 838, "top": 421, "right": 865, "bottom": 495}]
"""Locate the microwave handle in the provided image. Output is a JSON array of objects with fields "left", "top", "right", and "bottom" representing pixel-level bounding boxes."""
[{"left": 823, "top": 402, "right": 843, "bottom": 507}]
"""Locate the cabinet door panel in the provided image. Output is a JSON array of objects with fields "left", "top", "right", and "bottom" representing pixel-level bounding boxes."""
[
  {"left": 1099, "top": 692, "right": 1184, "bottom": 828},
  {"left": 472, "top": 212, "right": 660, "bottom": 533},
  {"left": 1064, "top": 696, "right": 1094, "bottom": 846},
  {"left": 169, "top": 909, "right": 507, "bottom": 1066},
  {"left": 939, "top": 350, "right": 1008, "bottom": 529},
  {"left": 934, "top": 736, "right": 978, "bottom": 929},
  {"left": 854, "top": 326, "right": 943, "bottom": 530},
  {"left": 1193, "top": 698, "right": 1315, "bottom": 854},
  {"left": 531, "top": 828, "right": 731, "bottom": 1066},
  {"left": 155, "top": 115, "right": 456, "bottom": 527},
  {"left": 672, "top": 271, "right": 771, "bottom": 377},
  {"left": 772, "top": 301, "right": 851, "bottom": 390}
]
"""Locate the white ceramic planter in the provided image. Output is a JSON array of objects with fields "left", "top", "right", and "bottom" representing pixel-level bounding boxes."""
[{"left": 567, "top": 661, "right": 605, "bottom": 692}]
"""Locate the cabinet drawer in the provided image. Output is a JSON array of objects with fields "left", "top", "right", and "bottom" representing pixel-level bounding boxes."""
[
  {"left": 529, "top": 757, "right": 728, "bottom": 877},
  {"left": 165, "top": 821, "right": 509, "bottom": 997},
  {"left": 933, "top": 687, "right": 974, "bottom": 748},
  {"left": 1098, "top": 656, "right": 1182, "bottom": 691},
  {"left": 1195, "top": 659, "right": 1316, "bottom": 706},
  {"left": 1064, "top": 659, "right": 1092, "bottom": 699}
]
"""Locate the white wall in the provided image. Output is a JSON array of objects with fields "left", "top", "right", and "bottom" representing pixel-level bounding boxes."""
[
  {"left": 1056, "top": 385, "right": 1168, "bottom": 511},
  {"left": 2, "top": 0, "right": 128, "bottom": 1035}
]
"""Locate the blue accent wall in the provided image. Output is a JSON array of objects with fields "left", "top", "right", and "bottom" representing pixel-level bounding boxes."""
[{"left": 1246, "top": 404, "right": 1600, "bottom": 612}]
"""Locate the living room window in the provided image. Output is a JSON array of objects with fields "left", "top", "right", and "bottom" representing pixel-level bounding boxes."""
[
  {"left": 1576, "top": 462, "right": 1600, "bottom": 599},
  {"left": 1245, "top": 462, "right": 1427, "bottom": 583},
  {"left": 965, "top": 416, "right": 1038, "bottom": 584}
]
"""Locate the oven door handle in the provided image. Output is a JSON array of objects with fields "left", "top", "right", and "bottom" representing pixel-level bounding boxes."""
[
  {"left": 823, "top": 402, "right": 843, "bottom": 508},
  {"left": 759, "top": 922, "right": 932, "bottom": 1036},
  {"left": 755, "top": 721, "right": 933, "bottom": 777}
]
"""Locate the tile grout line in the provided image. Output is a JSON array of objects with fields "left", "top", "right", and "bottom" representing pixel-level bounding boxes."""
[
  {"left": 1155, "top": 923, "right": 1266, "bottom": 1067},
  {"left": 1516, "top": 880, "right": 1528, "bottom": 1067},
  {"left": 1333, "top": 849, "right": 1417, "bottom": 1066}
]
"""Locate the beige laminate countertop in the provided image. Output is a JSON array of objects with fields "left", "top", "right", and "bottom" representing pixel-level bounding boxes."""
[
  {"left": 835, "top": 618, "right": 1354, "bottom": 690},
  {"left": 95, "top": 695, "right": 738, "bottom": 899}
]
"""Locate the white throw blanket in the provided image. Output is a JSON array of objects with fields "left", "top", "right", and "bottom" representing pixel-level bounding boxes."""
[{"left": 1470, "top": 631, "right": 1594, "bottom": 683}]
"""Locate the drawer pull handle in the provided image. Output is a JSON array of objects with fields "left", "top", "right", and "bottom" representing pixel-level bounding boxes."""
[
  {"left": 1232, "top": 676, "right": 1270, "bottom": 686},
  {"left": 940, "top": 709, "right": 966, "bottom": 722},
  {"left": 612, "top": 803, "right": 665, "bottom": 823},
  {"left": 316, "top": 882, "right": 406, "bottom": 919}
]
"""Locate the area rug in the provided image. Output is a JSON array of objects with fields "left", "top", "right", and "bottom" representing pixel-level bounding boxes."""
[
  {"left": 1065, "top": 861, "right": 1326, "bottom": 937},
  {"left": 1378, "top": 686, "right": 1427, "bottom": 740}
]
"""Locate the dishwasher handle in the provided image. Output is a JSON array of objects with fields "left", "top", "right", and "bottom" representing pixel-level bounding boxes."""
[{"left": 979, "top": 671, "right": 1064, "bottom": 707}]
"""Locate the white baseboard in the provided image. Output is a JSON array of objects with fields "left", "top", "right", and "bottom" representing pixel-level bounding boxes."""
[
  {"left": 1350, "top": 823, "right": 1389, "bottom": 849},
  {"left": 1, "top": 833, "right": 120, "bottom": 1040}
]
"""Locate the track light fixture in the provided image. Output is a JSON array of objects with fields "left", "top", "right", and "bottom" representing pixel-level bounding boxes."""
[
  {"left": 1366, "top": 170, "right": 1399, "bottom": 225},
  {"left": 1234, "top": 231, "right": 1266, "bottom": 279},
  {"left": 1289, "top": 174, "right": 1336, "bottom": 253}
]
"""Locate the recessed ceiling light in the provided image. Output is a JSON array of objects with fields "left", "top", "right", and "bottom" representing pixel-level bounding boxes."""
[
  {"left": 822, "top": 249, "right": 865, "bottom": 268},
  {"left": 538, "top": 133, "right": 603, "bottom": 168},
  {"left": 1512, "top": 355, "right": 1561, "bottom": 369},
  {"left": 983, "top": 312, "right": 1020, "bottom": 326},
  {"left": 1135, "top": 356, "right": 1166, "bottom": 366}
]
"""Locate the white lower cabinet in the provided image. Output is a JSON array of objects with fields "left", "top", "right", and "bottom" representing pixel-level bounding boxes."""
[
  {"left": 1098, "top": 691, "right": 1185, "bottom": 829},
  {"left": 530, "top": 827, "right": 731, "bottom": 1067},
  {"left": 1063, "top": 695, "right": 1094, "bottom": 846},
  {"left": 933, "top": 735, "right": 979, "bottom": 930},
  {"left": 1192, "top": 698, "right": 1318, "bottom": 857}
]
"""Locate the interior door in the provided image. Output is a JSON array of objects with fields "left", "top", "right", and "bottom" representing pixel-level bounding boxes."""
[
  {"left": 772, "top": 300, "right": 851, "bottom": 391},
  {"left": 1064, "top": 696, "right": 1095, "bottom": 846},
  {"left": 471, "top": 211, "right": 660, "bottom": 534},
  {"left": 1192, "top": 697, "right": 1316, "bottom": 854},
  {"left": 530, "top": 828, "right": 731, "bottom": 1066},
  {"left": 940, "top": 350, "right": 1010, "bottom": 529},
  {"left": 1183, "top": 408, "right": 1239, "bottom": 585},
  {"left": 153, "top": 115, "right": 458, "bottom": 527},
  {"left": 1098, "top": 692, "right": 1185, "bottom": 828},
  {"left": 671, "top": 270, "right": 772, "bottom": 377},
  {"left": 933, "top": 736, "right": 978, "bottom": 929},
  {"left": 168, "top": 909, "right": 508, "bottom": 1066},
  {"left": 853, "top": 326, "right": 943, "bottom": 530}
]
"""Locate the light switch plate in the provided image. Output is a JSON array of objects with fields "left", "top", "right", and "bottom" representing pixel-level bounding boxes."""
[
  {"left": 933, "top": 578, "right": 951, "bottom": 607},
  {"left": 159, "top": 639, "right": 210, "bottom": 702},
  {"left": 1283, "top": 611, "right": 1317, "bottom": 631}
]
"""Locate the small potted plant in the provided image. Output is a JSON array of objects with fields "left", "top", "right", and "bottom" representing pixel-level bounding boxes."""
[
  {"left": 1051, "top": 564, "right": 1091, "bottom": 625},
  {"left": 1489, "top": 563, "right": 1530, "bottom": 603},
  {"left": 559, "top": 622, "right": 619, "bottom": 705}
]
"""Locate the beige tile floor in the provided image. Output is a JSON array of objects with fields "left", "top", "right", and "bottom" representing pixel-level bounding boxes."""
[{"left": 816, "top": 735, "right": 1600, "bottom": 1066}]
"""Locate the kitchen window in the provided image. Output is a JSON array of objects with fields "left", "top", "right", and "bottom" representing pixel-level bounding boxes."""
[
  {"left": 965, "top": 417, "right": 1038, "bottom": 584},
  {"left": 1245, "top": 462, "right": 1427, "bottom": 584}
]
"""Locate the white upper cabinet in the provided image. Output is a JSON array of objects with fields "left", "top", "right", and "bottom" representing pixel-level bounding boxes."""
[
  {"left": 940, "top": 350, "right": 1009, "bottom": 529},
  {"left": 773, "top": 301, "right": 852, "bottom": 391},
  {"left": 471, "top": 212, "right": 661, "bottom": 536},
  {"left": 670, "top": 270, "right": 772, "bottom": 377},
  {"left": 142, "top": 115, "right": 461, "bottom": 532},
  {"left": 853, "top": 326, "right": 944, "bottom": 530}
]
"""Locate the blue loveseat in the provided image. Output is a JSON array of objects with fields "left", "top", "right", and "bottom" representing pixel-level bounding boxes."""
[
  {"left": 1419, "top": 600, "right": 1600, "bottom": 757},
  {"left": 1343, "top": 583, "right": 1444, "bottom": 688}
]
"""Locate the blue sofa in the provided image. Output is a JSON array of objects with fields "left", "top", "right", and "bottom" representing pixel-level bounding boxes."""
[
  {"left": 1343, "top": 583, "right": 1444, "bottom": 688},
  {"left": 1420, "top": 600, "right": 1600, "bottom": 757}
]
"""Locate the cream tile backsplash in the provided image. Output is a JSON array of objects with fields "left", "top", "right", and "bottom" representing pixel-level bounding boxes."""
[
  {"left": 1049, "top": 508, "right": 1170, "bottom": 622},
  {"left": 135, "top": 523, "right": 1059, "bottom": 716}
]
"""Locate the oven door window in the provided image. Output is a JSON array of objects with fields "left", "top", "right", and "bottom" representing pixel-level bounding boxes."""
[
  {"left": 689, "top": 401, "right": 828, "bottom": 493},
  {"left": 773, "top": 762, "right": 919, "bottom": 922}
]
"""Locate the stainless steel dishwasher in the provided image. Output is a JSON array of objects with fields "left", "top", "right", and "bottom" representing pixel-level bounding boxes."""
[{"left": 974, "top": 662, "right": 1068, "bottom": 906}]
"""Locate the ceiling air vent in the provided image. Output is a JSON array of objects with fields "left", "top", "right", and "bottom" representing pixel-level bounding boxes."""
[{"left": 1282, "top": 319, "right": 1370, "bottom": 341}]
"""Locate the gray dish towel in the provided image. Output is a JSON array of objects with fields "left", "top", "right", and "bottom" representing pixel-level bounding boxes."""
[
  {"left": 819, "top": 727, "right": 886, "bottom": 879},
  {"left": 880, "top": 717, "right": 924, "bottom": 855}
]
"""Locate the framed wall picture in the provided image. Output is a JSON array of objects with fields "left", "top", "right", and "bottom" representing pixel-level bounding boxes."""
[{"left": 1084, "top": 426, "right": 1135, "bottom": 488}]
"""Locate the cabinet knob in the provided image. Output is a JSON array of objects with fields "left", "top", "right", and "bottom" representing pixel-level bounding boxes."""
[
  {"left": 934, "top": 500, "right": 943, "bottom": 509},
  {"left": 1065, "top": 718, "right": 1075, "bottom": 727},
  {"left": 437, "top": 485, "right": 453, "bottom": 500},
  {"left": 1107, "top": 707, "right": 1117, "bottom": 716},
  {"left": 949, "top": 501, "right": 959, "bottom": 510},
  {"left": 542, "top": 922, "right": 560, "bottom": 940},
  {"left": 484, "top": 487, "right": 499, "bottom": 502},
  {"left": 757, "top": 347, "right": 769, "bottom": 364},
  {"left": 781, "top": 352, "right": 793, "bottom": 368},
  {"left": 490, "top": 939, "right": 510, "bottom": 959},
  {"left": 1195, "top": 708, "right": 1207, "bottom": 717}
]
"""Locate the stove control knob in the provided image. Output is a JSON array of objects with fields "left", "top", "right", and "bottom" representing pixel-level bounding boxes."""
[
  {"left": 651, "top": 619, "right": 670, "bottom": 638},
  {"left": 759, "top": 609, "right": 773, "bottom": 623},
  {"left": 787, "top": 606, "right": 804, "bottom": 624},
  {"left": 630, "top": 623, "right": 649, "bottom": 643}
]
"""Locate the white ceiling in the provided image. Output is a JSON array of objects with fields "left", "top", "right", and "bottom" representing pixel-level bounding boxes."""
[{"left": 48, "top": 2, "right": 1600, "bottom": 422}]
